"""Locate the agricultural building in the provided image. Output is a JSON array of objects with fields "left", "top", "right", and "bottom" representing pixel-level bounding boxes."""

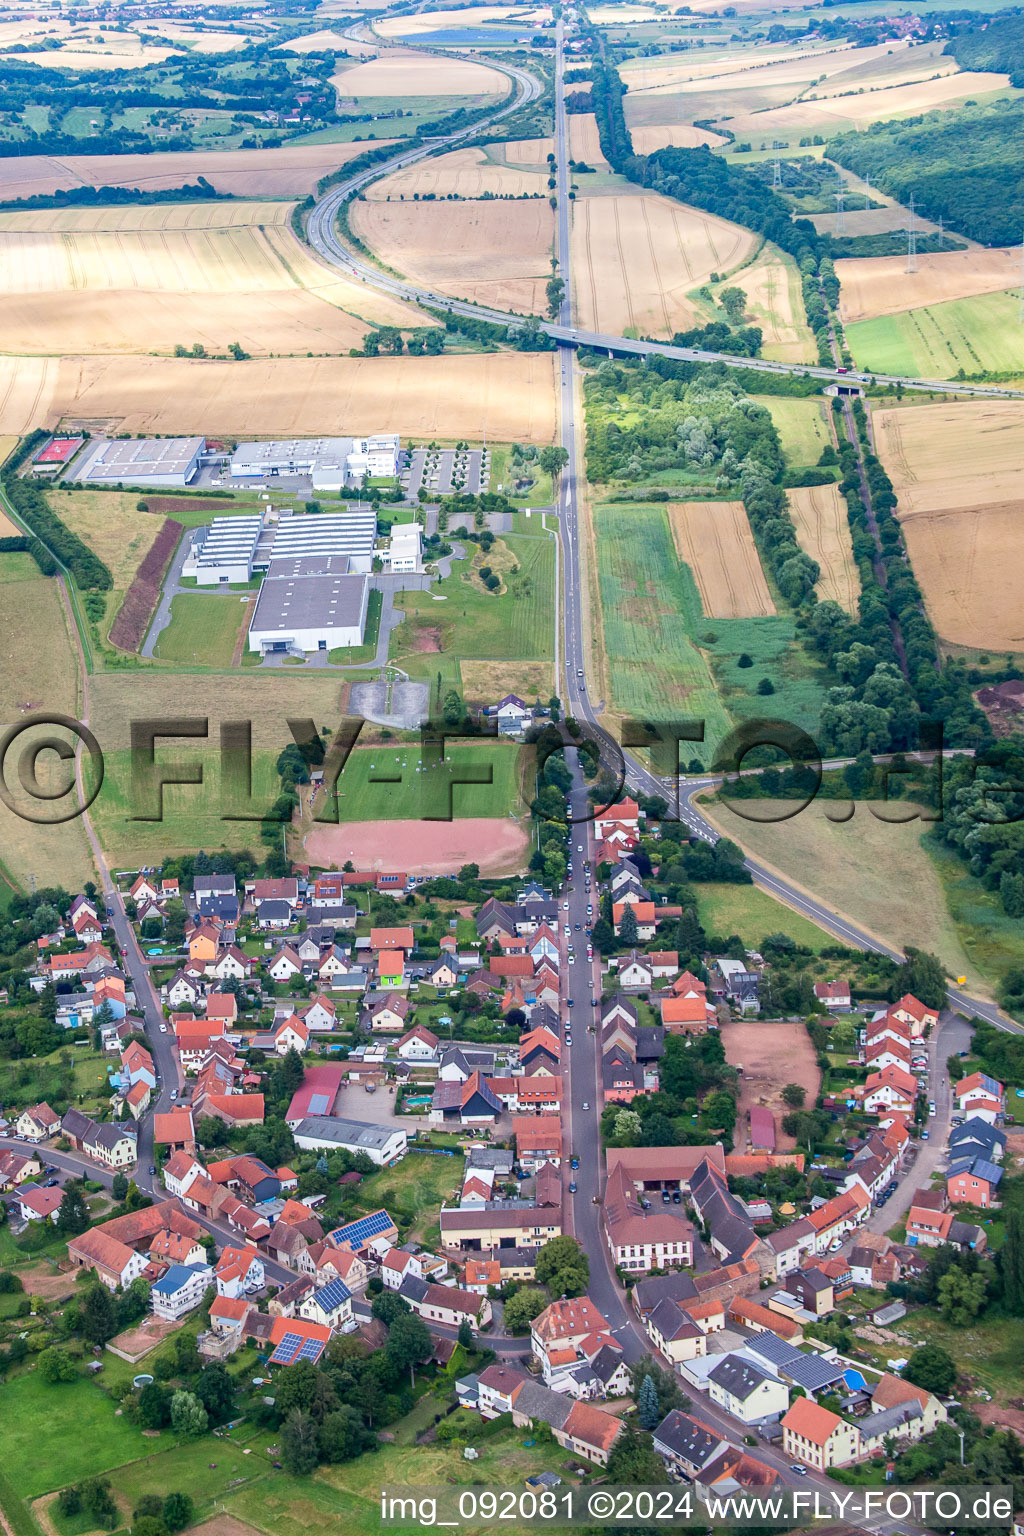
[{"left": 75, "top": 436, "right": 205, "bottom": 487}]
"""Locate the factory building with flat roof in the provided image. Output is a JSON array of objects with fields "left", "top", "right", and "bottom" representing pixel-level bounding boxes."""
[
  {"left": 247, "top": 556, "right": 369, "bottom": 657},
  {"left": 228, "top": 434, "right": 399, "bottom": 490},
  {"left": 267, "top": 509, "right": 377, "bottom": 573},
  {"left": 75, "top": 436, "right": 205, "bottom": 488},
  {"left": 181, "top": 515, "right": 263, "bottom": 586}
]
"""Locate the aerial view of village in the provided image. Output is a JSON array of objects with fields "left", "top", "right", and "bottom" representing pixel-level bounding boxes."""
[{"left": 2, "top": 0, "right": 1024, "bottom": 1529}]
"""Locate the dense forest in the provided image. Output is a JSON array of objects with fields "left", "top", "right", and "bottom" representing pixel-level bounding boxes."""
[
  {"left": 946, "top": 9, "right": 1024, "bottom": 79},
  {"left": 828, "top": 98, "right": 1024, "bottom": 246}
]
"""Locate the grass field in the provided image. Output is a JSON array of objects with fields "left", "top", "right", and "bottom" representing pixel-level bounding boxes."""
[
  {"left": 0, "top": 199, "right": 428, "bottom": 357},
  {"left": 592, "top": 502, "right": 732, "bottom": 758},
  {"left": 2, "top": 1372, "right": 166, "bottom": 1499},
  {"left": 847, "top": 290, "right": 1024, "bottom": 380},
  {"left": 699, "top": 796, "right": 990, "bottom": 995},
  {"left": 153, "top": 592, "right": 252, "bottom": 666},
  {"left": 753, "top": 394, "right": 831, "bottom": 467},
  {"left": 666, "top": 500, "right": 775, "bottom": 618},
  {"left": 86, "top": 670, "right": 343, "bottom": 865},
  {"left": 391, "top": 530, "right": 555, "bottom": 677},
  {"left": 351, "top": 196, "right": 554, "bottom": 314},
  {"left": 739, "top": 247, "right": 818, "bottom": 365},
  {"left": 321, "top": 740, "right": 525, "bottom": 822},
  {"left": 571, "top": 191, "right": 756, "bottom": 338},
  {"left": 697, "top": 880, "right": 834, "bottom": 951},
  {"left": 42, "top": 353, "right": 559, "bottom": 442},
  {"left": 702, "top": 615, "right": 830, "bottom": 738},
  {"left": 926, "top": 838, "right": 1024, "bottom": 992}
]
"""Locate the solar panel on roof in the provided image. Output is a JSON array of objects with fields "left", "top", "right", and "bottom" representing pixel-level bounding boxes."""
[{"left": 308, "top": 1093, "right": 330, "bottom": 1114}]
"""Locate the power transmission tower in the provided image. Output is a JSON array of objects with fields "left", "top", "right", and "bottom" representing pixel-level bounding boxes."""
[
  {"left": 863, "top": 173, "right": 871, "bottom": 209},
  {"left": 835, "top": 184, "right": 846, "bottom": 235},
  {"left": 772, "top": 140, "right": 782, "bottom": 189},
  {"left": 906, "top": 193, "right": 918, "bottom": 274},
  {"left": 936, "top": 214, "right": 944, "bottom": 250}
]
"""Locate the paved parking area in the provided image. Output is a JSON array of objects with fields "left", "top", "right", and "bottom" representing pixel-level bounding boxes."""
[{"left": 400, "top": 447, "right": 491, "bottom": 500}]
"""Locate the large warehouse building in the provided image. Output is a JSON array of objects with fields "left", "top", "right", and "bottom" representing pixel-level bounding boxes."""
[
  {"left": 247, "top": 555, "right": 369, "bottom": 657},
  {"left": 182, "top": 505, "right": 377, "bottom": 586},
  {"left": 181, "top": 514, "right": 263, "bottom": 585},
  {"left": 268, "top": 509, "right": 377, "bottom": 573},
  {"left": 228, "top": 434, "right": 399, "bottom": 490},
  {"left": 75, "top": 436, "right": 205, "bottom": 488}
]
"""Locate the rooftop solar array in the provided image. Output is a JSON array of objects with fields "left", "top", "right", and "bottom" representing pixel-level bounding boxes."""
[
  {"left": 270, "top": 1330, "right": 327, "bottom": 1365},
  {"left": 328, "top": 1207, "right": 395, "bottom": 1250}
]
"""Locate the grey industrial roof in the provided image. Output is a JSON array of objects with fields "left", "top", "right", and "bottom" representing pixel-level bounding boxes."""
[
  {"left": 82, "top": 436, "right": 203, "bottom": 478},
  {"left": 249, "top": 570, "right": 366, "bottom": 636}
]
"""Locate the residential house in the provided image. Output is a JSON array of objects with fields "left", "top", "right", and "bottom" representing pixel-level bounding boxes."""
[
  {"left": 151, "top": 1262, "right": 214, "bottom": 1321},
  {"left": 556, "top": 1399, "right": 623, "bottom": 1466},
  {"left": 888, "top": 993, "right": 939, "bottom": 1037},
  {"left": 814, "top": 980, "right": 851, "bottom": 1011},
  {"left": 955, "top": 1072, "right": 1005, "bottom": 1125},
  {"left": 653, "top": 1411, "right": 730, "bottom": 1482},
  {"left": 298, "top": 1277, "right": 354, "bottom": 1332},
  {"left": 15, "top": 1103, "right": 59, "bottom": 1142},
  {"left": 603, "top": 1162, "right": 694, "bottom": 1274},
  {"left": 782, "top": 1397, "right": 861, "bottom": 1470},
  {"left": 645, "top": 1296, "right": 707, "bottom": 1364},
  {"left": 397, "top": 1025, "right": 438, "bottom": 1062},
  {"left": 368, "top": 994, "right": 410, "bottom": 1033},
  {"left": 707, "top": 1356, "right": 789, "bottom": 1425}
]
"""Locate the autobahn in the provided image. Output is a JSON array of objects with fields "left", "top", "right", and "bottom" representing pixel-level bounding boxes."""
[{"left": 303, "top": 39, "right": 1024, "bottom": 401}]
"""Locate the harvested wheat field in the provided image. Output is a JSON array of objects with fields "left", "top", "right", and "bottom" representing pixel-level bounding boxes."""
[
  {"left": 874, "top": 400, "right": 1024, "bottom": 650},
  {"left": 277, "top": 27, "right": 375, "bottom": 52},
  {"left": 367, "top": 145, "right": 547, "bottom": 199},
  {"left": 572, "top": 192, "right": 755, "bottom": 337},
  {"left": 788, "top": 484, "right": 859, "bottom": 614},
  {"left": 568, "top": 113, "right": 609, "bottom": 168},
  {"left": 0, "top": 141, "right": 373, "bottom": 203},
  {"left": 722, "top": 68, "right": 1009, "bottom": 140},
  {"left": 351, "top": 197, "right": 554, "bottom": 312},
  {"left": 897, "top": 500, "right": 1024, "bottom": 652},
  {"left": 48, "top": 352, "right": 558, "bottom": 441},
  {"left": 333, "top": 51, "right": 507, "bottom": 95},
  {"left": 667, "top": 501, "right": 775, "bottom": 619},
  {"left": 0, "top": 200, "right": 427, "bottom": 355},
  {"left": 0, "top": 357, "right": 60, "bottom": 433},
  {"left": 630, "top": 123, "right": 729, "bottom": 152},
  {"left": 376, "top": 5, "right": 550, "bottom": 35},
  {"left": 740, "top": 247, "right": 817, "bottom": 364},
  {"left": 503, "top": 136, "right": 555, "bottom": 164},
  {"left": 874, "top": 399, "right": 1024, "bottom": 512},
  {"left": 837, "top": 246, "right": 1020, "bottom": 323}
]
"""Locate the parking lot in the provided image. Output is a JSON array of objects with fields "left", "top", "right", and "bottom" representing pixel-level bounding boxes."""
[{"left": 400, "top": 446, "right": 490, "bottom": 500}]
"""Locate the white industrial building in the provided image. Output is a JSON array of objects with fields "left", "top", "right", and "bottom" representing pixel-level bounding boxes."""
[
  {"left": 386, "top": 523, "right": 423, "bottom": 574},
  {"left": 181, "top": 514, "right": 263, "bottom": 585},
  {"left": 267, "top": 509, "right": 377, "bottom": 574},
  {"left": 75, "top": 436, "right": 205, "bottom": 488},
  {"left": 228, "top": 434, "right": 399, "bottom": 490},
  {"left": 247, "top": 556, "right": 369, "bottom": 656}
]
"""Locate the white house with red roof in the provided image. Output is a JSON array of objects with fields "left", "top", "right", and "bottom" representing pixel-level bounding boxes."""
[
  {"left": 215, "top": 1244, "right": 265, "bottom": 1297},
  {"left": 380, "top": 1247, "right": 423, "bottom": 1290},
  {"left": 273, "top": 1014, "right": 309, "bottom": 1055},
  {"left": 955, "top": 1072, "right": 1005, "bottom": 1125},
  {"left": 862, "top": 1064, "right": 918, "bottom": 1116}
]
